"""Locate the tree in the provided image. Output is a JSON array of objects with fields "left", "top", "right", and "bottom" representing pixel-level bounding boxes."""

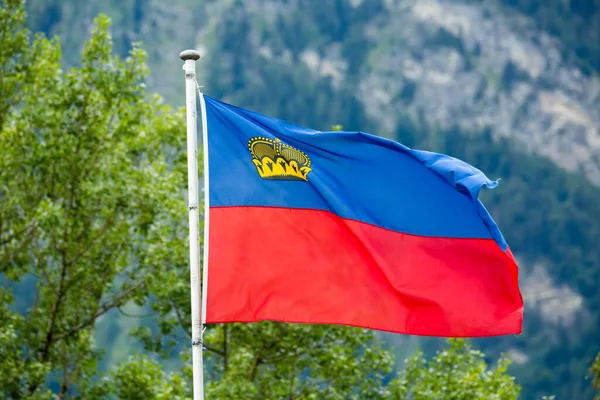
[
  {"left": 388, "top": 339, "right": 520, "bottom": 400},
  {"left": 83, "top": 336, "right": 521, "bottom": 400},
  {"left": 1, "top": 0, "right": 187, "bottom": 396},
  {"left": 592, "top": 352, "right": 600, "bottom": 399}
]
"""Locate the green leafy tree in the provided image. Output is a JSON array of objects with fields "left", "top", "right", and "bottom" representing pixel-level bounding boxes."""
[
  {"left": 201, "top": 323, "right": 393, "bottom": 399},
  {"left": 388, "top": 339, "right": 520, "bottom": 400},
  {"left": 81, "top": 355, "right": 188, "bottom": 400},
  {"left": 592, "top": 352, "right": 600, "bottom": 399},
  {"left": 1, "top": 0, "right": 187, "bottom": 396},
  {"left": 85, "top": 335, "right": 522, "bottom": 400}
]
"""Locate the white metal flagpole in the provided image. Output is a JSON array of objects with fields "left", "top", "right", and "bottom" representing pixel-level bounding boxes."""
[{"left": 180, "top": 49, "right": 204, "bottom": 400}]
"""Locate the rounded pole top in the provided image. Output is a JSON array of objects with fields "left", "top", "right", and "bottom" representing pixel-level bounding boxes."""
[{"left": 180, "top": 49, "right": 201, "bottom": 61}]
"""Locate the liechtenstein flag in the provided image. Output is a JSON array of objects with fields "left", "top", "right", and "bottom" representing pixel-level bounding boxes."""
[{"left": 201, "top": 94, "right": 523, "bottom": 337}]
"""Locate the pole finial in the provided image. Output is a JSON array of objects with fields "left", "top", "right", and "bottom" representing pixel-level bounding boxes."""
[{"left": 180, "top": 49, "right": 201, "bottom": 61}]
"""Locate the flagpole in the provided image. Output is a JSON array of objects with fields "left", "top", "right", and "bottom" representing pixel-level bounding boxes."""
[{"left": 180, "top": 49, "right": 204, "bottom": 400}]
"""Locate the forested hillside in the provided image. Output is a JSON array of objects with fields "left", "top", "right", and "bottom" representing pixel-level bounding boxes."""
[
  {"left": 9, "top": 0, "right": 600, "bottom": 398},
  {"left": 494, "top": 0, "right": 600, "bottom": 72}
]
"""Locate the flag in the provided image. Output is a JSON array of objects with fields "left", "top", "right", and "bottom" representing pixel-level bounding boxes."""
[{"left": 202, "top": 95, "right": 523, "bottom": 337}]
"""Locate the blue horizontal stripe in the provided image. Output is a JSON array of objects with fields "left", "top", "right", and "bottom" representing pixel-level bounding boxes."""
[{"left": 204, "top": 95, "right": 507, "bottom": 250}]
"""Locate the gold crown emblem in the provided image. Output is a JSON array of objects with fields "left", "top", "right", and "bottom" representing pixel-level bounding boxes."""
[{"left": 248, "top": 136, "right": 312, "bottom": 181}]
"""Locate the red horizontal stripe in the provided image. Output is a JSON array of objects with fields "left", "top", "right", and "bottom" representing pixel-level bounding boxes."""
[{"left": 206, "top": 206, "right": 523, "bottom": 337}]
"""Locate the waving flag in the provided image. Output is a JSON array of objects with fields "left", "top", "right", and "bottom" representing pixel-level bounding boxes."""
[{"left": 201, "top": 95, "right": 523, "bottom": 337}]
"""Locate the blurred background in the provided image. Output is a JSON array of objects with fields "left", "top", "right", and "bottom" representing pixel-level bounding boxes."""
[{"left": 4, "top": 0, "right": 600, "bottom": 398}]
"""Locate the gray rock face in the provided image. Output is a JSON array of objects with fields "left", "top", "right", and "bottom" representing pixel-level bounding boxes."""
[{"left": 357, "top": 0, "right": 600, "bottom": 183}]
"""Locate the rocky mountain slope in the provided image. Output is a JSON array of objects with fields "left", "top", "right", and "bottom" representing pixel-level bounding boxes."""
[
  {"left": 358, "top": 0, "right": 600, "bottom": 184},
  {"left": 28, "top": 0, "right": 600, "bottom": 188},
  {"left": 192, "top": 0, "right": 600, "bottom": 185}
]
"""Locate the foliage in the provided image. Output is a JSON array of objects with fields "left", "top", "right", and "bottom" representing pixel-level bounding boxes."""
[
  {"left": 592, "top": 352, "right": 600, "bottom": 399},
  {"left": 0, "top": 291, "right": 52, "bottom": 399},
  {"left": 202, "top": 323, "right": 394, "bottom": 399},
  {"left": 199, "top": 0, "right": 382, "bottom": 133},
  {"left": 1, "top": 0, "right": 187, "bottom": 396},
  {"left": 389, "top": 339, "right": 520, "bottom": 400},
  {"left": 497, "top": 0, "right": 600, "bottom": 72},
  {"left": 80, "top": 355, "right": 188, "bottom": 400},
  {"left": 0, "top": 0, "right": 29, "bottom": 125}
]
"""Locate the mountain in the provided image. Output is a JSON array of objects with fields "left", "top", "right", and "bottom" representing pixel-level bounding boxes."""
[
  {"left": 24, "top": 0, "right": 600, "bottom": 398},
  {"left": 26, "top": 0, "right": 600, "bottom": 183},
  {"left": 357, "top": 0, "right": 600, "bottom": 184}
]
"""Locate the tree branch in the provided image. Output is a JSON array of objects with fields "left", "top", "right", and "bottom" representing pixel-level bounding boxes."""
[
  {"left": 249, "top": 338, "right": 279, "bottom": 382},
  {"left": 0, "top": 221, "right": 39, "bottom": 275},
  {"left": 40, "top": 248, "right": 69, "bottom": 362},
  {"left": 0, "top": 221, "right": 37, "bottom": 246},
  {"left": 53, "top": 278, "right": 145, "bottom": 343},
  {"left": 288, "top": 374, "right": 295, "bottom": 400},
  {"left": 29, "top": 247, "right": 69, "bottom": 395},
  {"left": 65, "top": 341, "right": 87, "bottom": 398},
  {"left": 66, "top": 211, "right": 119, "bottom": 268},
  {"left": 250, "top": 354, "right": 263, "bottom": 381},
  {"left": 117, "top": 305, "right": 155, "bottom": 318},
  {"left": 172, "top": 301, "right": 191, "bottom": 339},
  {"left": 59, "top": 342, "right": 69, "bottom": 398},
  {"left": 37, "top": 260, "right": 53, "bottom": 292}
]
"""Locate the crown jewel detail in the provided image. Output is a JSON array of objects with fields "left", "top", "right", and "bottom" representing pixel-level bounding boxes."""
[{"left": 248, "top": 137, "right": 312, "bottom": 181}]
